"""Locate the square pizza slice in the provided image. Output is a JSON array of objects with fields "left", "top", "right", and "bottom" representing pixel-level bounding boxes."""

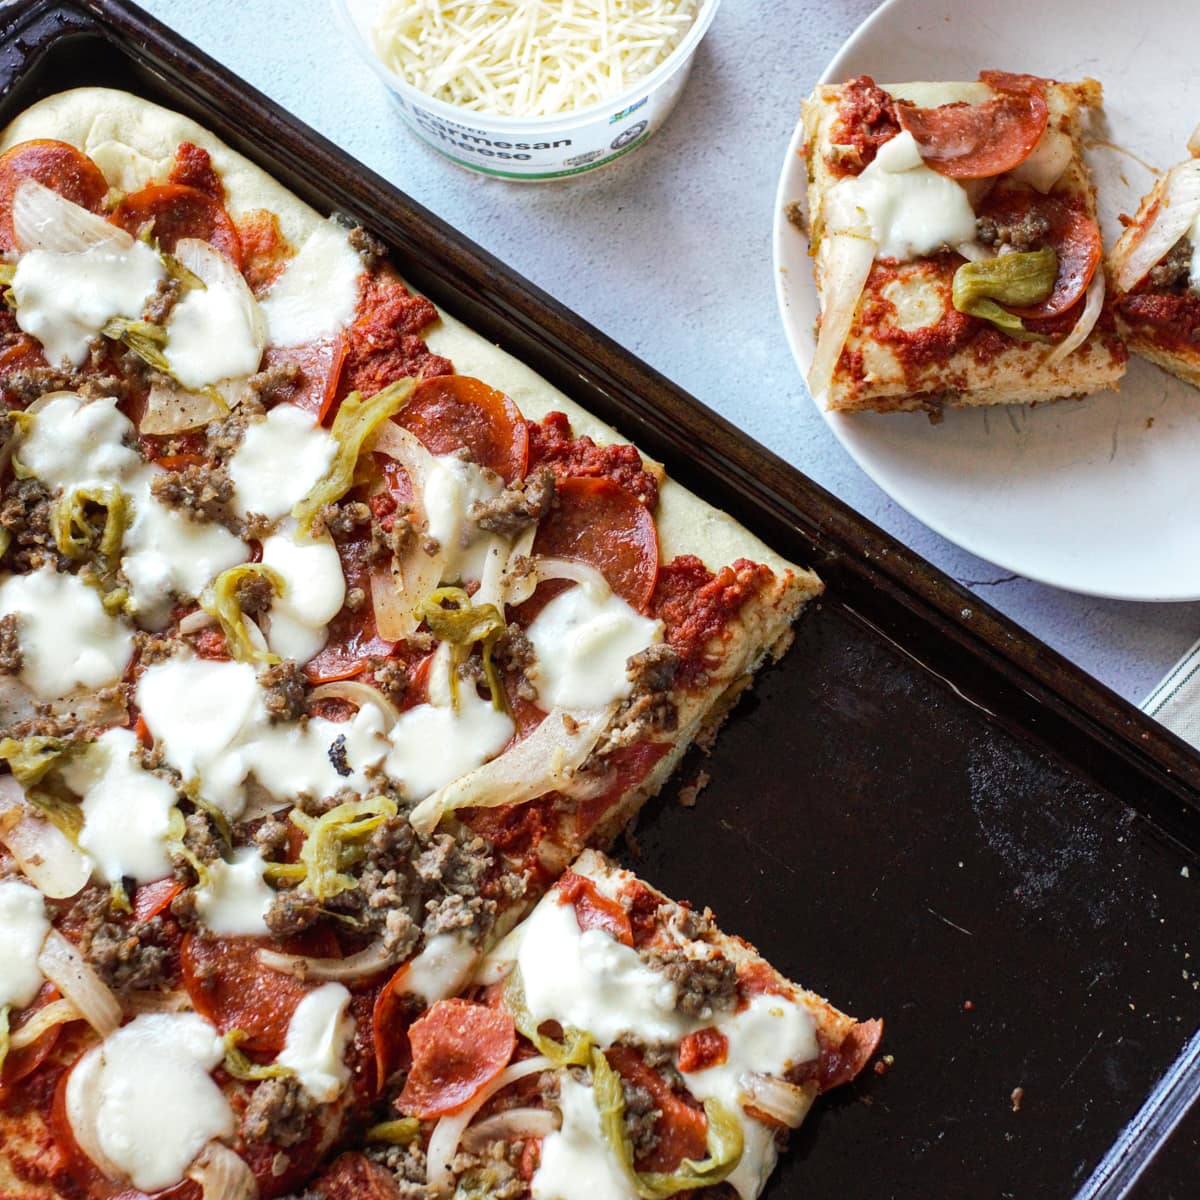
[
  {"left": 1108, "top": 127, "right": 1200, "bottom": 387},
  {"left": 308, "top": 849, "right": 882, "bottom": 1200},
  {"left": 798, "top": 71, "right": 1127, "bottom": 414}
]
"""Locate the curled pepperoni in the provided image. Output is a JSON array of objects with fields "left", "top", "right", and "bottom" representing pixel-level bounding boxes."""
[
  {"left": 1, "top": 983, "right": 66, "bottom": 1087},
  {"left": 819, "top": 1018, "right": 884, "bottom": 1092},
  {"left": 132, "top": 878, "right": 182, "bottom": 923},
  {"left": 371, "top": 962, "right": 416, "bottom": 1094},
  {"left": 110, "top": 182, "right": 242, "bottom": 266},
  {"left": 555, "top": 870, "right": 634, "bottom": 946},
  {"left": 896, "top": 89, "right": 1048, "bottom": 179},
  {"left": 678, "top": 1027, "right": 729, "bottom": 1074},
  {"left": 532, "top": 476, "right": 659, "bottom": 612},
  {"left": 396, "top": 375, "right": 528, "bottom": 484},
  {"left": 977, "top": 188, "right": 1102, "bottom": 318},
  {"left": 0, "top": 139, "right": 108, "bottom": 251},
  {"left": 397, "top": 998, "right": 516, "bottom": 1119},
  {"left": 979, "top": 69, "right": 1049, "bottom": 96},
  {"left": 180, "top": 934, "right": 317, "bottom": 1054}
]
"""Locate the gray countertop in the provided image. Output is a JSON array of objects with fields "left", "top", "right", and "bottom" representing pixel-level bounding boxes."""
[{"left": 140, "top": 0, "right": 1200, "bottom": 707}]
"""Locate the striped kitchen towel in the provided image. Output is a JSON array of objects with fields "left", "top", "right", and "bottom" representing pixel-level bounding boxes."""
[{"left": 1143, "top": 637, "right": 1200, "bottom": 745}]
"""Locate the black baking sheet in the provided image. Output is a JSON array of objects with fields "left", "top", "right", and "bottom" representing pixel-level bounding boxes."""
[{"left": 2, "top": 2, "right": 1200, "bottom": 1195}]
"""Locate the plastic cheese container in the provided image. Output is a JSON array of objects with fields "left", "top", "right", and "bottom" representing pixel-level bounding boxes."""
[{"left": 336, "top": 0, "right": 720, "bottom": 181}]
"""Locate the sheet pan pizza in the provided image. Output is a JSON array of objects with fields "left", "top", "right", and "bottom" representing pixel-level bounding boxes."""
[{"left": 0, "top": 88, "right": 878, "bottom": 1200}]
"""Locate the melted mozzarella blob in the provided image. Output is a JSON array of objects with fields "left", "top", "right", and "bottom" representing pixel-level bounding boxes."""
[
  {"left": 260, "top": 528, "right": 345, "bottom": 664},
  {"left": 193, "top": 847, "right": 275, "bottom": 937},
  {"left": 423, "top": 452, "right": 504, "bottom": 583},
  {"left": 531, "top": 1073, "right": 630, "bottom": 1200},
  {"left": 0, "top": 568, "right": 133, "bottom": 699},
  {"left": 122, "top": 481, "right": 248, "bottom": 628},
  {"left": 13, "top": 239, "right": 164, "bottom": 368},
  {"left": 277, "top": 983, "right": 354, "bottom": 1102},
  {"left": 16, "top": 392, "right": 140, "bottom": 489},
  {"left": 0, "top": 880, "right": 50, "bottom": 1009},
  {"left": 163, "top": 272, "right": 263, "bottom": 389},
  {"left": 384, "top": 648, "right": 514, "bottom": 800},
  {"left": 260, "top": 218, "right": 363, "bottom": 346},
  {"left": 228, "top": 404, "right": 335, "bottom": 521},
  {"left": 136, "top": 657, "right": 389, "bottom": 820},
  {"left": 516, "top": 895, "right": 686, "bottom": 1048},
  {"left": 826, "top": 130, "right": 977, "bottom": 261},
  {"left": 63, "top": 727, "right": 178, "bottom": 885},
  {"left": 66, "top": 1013, "right": 233, "bottom": 1194},
  {"left": 526, "top": 583, "right": 662, "bottom": 710},
  {"left": 404, "top": 933, "right": 480, "bottom": 1005}
]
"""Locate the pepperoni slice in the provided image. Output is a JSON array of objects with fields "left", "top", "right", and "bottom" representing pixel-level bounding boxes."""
[
  {"left": 976, "top": 189, "right": 1102, "bottom": 318},
  {"left": 978, "top": 69, "right": 1048, "bottom": 96},
  {"left": 0, "top": 139, "right": 109, "bottom": 252},
  {"left": 303, "top": 1153, "right": 400, "bottom": 1200},
  {"left": 532, "top": 476, "right": 659, "bottom": 611},
  {"left": 896, "top": 89, "right": 1048, "bottom": 179},
  {"left": 396, "top": 375, "right": 529, "bottom": 484},
  {"left": 555, "top": 870, "right": 634, "bottom": 946},
  {"left": 257, "top": 335, "right": 348, "bottom": 423},
  {"left": 605, "top": 1044, "right": 708, "bottom": 1172},
  {"left": 1, "top": 983, "right": 66, "bottom": 1087},
  {"left": 819, "top": 1018, "right": 884, "bottom": 1092},
  {"left": 371, "top": 963, "right": 415, "bottom": 1094},
  {"left": 132, "top": 878, "right": 182, "bottom": 923},
  {"left": 110, "top": 183, "right": 242, "bottom": 266},
  {"left": 397, "top": 998, "right": 516, "bottom": 1119},
  {"left": 678, "top": 1027, "right": 729, "bottom": 1074},
  {"left": 180, "top": 934, "right": 314, "bottom": 1054}
]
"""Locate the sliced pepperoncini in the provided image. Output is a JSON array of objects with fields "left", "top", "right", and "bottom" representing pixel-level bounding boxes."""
[
  {"left": 501, "top": 968, "right": 592, "bottom": 1067},
  {"left": 293, "top": 378, "right": 417, "bottom": 537},
  {"left": 415, "top": 586, "right": 507, "bottom": 713},
  {"left": 280, "top": 795, "right": 399, "bottom": 902},
  {"left": 51, "top": 483, "right": 126, "bottom": 563},
  {"left": 590, "top": 1046, "right": 744, "bottom": 1198},
  {"left": 199, "top": 563, "right": 286, "bottom": 666},
  {"left": 951, "top": 248, "right": 1057, "bottom": 339}
]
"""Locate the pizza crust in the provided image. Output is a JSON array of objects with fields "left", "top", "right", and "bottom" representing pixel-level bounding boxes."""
[{"left": 800, "top": 77, "right": 1128, "bottom": 414}]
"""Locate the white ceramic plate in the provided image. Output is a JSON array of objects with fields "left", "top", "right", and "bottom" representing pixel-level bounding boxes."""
[{"left": 773, "top": 0, "right": 1200, "bottom": 601}]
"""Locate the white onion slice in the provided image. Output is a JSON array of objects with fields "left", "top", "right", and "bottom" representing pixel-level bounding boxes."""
[
  {"left": 808, "top": 231, "right": 877, "bottom": 406},
  {"left": 37, "top": 929, "right": 121, "bottom": 1037},
  {"left": 1045, "top": 267, "right": 1105, "bottom": 367},
  {"left": 0, "top": 777, "right": 93, "bottom": 899},
  {"left": 426, "top": 1056, "right": 554, "bottom": 1194},
  {"left": 740, "top": 1071, "right": 816, "bottom": 1130},
  {"left": 461, "top": 1106, "right": 560, "bottom": 1152},
  {"left": 1008, "top": 127, "right": 1073, "bottom": 194},
  {"left": 1114, "top": 159, "right": 1200, "bottom": 293},
  {"left": 178, "top": 609, "right": 217, "bottom": 635},
  {"left": 258, "top": 937, "right": 396, "bottom": 982},
  {"left": 408, "top": 704, "right": 615, "bottom": 837},
  {"left": 533, "top": 556, "right": 611, "bottom": 598},
  {"left": 309, "top": 679, "right": 402, "bottom": 727},
  {"left": 8, "top": 997, "right": 83, "bottom": 1050},
  {"left": 122, "top": 988, "right": 193, "bottom": 1016},
  {"left": 503, "top": 525, "right": 538, "bottom": 608},
  {"left": 0, "top": 674, "right": 40, "bottom": 731},
  {"left": 140, "top": 379, "right": 227, "bottom": 435},
  {"left": 12, "top": 178, "right": 131, "bottom": 255},
  {"left": 368, "top": 421, "right": 449, "bottom": 639},
  {"left": 186, "top": 1141, "right": 258, "bottom": 1200}
]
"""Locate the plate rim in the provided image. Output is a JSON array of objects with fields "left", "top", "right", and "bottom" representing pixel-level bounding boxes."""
[{"left": 770, "top": 0, "right": 1200, "bottom": 604}]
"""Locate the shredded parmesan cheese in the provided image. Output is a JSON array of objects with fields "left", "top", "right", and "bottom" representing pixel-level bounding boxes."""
[{"left": 369, "top": 0, "right": 701, "bottom": 117}]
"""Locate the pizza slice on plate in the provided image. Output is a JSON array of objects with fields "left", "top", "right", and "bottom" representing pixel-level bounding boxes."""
[
  {"left": 1108, "top": 124, "right": 1200, "bottom": 387},
  {"left": 799, "top": 71, "right": 1127, "bottom": 414},
  {"left": 0, "top": 88, "right": 825, "bottom": 1198},
  {"left": 304, "top": 850, "right": 882, "bottom": 1200}
]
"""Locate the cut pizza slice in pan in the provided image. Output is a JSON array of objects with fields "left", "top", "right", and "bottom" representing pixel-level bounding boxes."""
[{"left": 306, "top": 850, "right": 882, "bottom": 1200}]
